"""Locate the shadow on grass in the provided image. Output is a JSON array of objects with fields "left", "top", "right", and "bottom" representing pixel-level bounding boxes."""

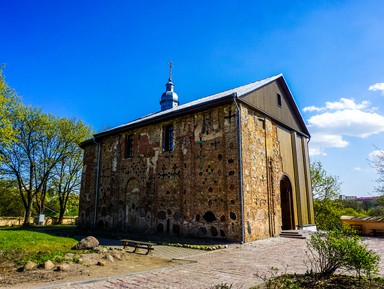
[{"left": 0, "top": 225, "right": 237, "bottom": 247}]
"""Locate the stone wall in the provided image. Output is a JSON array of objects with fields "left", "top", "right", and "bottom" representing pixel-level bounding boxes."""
[
  {"left": 240, "top": 105, "right": 283, "bottom": 242},
  {"left": 0, "top": 216, "right": 77, "bottom": 226},
  {"left": 79, "top": 103, "right": 243, "bottom": 241}
]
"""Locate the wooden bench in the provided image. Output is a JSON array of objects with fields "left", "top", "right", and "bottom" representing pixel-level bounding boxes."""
[
  {"left": 370, "top": 229, "right": 384, "bottom": 237},
  {"left": 120, "top": 239, "right": 154, "bottom": 255}
]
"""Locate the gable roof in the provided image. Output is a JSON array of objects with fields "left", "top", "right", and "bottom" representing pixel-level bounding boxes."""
[{"left": 82, "top": 74, "right": 309, "bottom": 145}]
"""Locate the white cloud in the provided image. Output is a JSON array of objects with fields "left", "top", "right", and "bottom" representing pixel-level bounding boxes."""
[
  {"left": 306, "top": 97, "right": 384, "bottom": 156},
  {"left": 353, "top": 167, "right": 375, "bottom": 173},
  {"left": 304, "top": 98, "right": 370, "bottom": 113},
  {"left": 324, "top": 98, "right": 370, "bottom": 110},
  {"left": 308, "top": 133, "right": 348, "bottom": 156},
  {"left": 309, "top": 148, "right": 326, "bottom": 156},
  {"left": 369, "top": 83, "right": 384, "bottom": 93},
  {"left": 303, "top": 106, "right": 324, "bottom": 112},
  {"left": 308, "top": 109, "right": 384, "bottom": 138}
]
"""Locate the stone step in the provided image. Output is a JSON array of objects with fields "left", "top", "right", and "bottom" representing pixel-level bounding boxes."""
[{"left": 279, "top": 231, "right": 306, "bottom": 239}]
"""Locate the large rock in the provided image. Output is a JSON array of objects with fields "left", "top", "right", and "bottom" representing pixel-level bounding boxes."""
[
  {"left": 74, "top": 236, "right": 99, "bottom": 250},
  {"left": 56, "top": 263, "right": 71, "bottom": 271},
  {"left": 23, "top": 260, "right": 37, "bottom": 271},
  {"left": 44, "top": 260, "right": 55, "bottom": 270}
]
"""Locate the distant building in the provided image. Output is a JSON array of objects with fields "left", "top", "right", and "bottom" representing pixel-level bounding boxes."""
[
  {"left": 339, "top": 195, "right": 378, "bottom": 201},
  {"left": 78, "top": 72, "right": 315, "bottom": 242},
  {"left": 339, "top": 195, "right": 357, "bottom": 200}
]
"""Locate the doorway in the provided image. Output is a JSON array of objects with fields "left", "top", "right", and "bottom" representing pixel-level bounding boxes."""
[{"left": 280, "top": 176, "right": 294, "bottom": 230}]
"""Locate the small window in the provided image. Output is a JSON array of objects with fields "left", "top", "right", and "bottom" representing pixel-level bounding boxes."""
[
  {"left": 163, "top": 124, "right": 174, "bottom": 151},
  {"left": 125, "top": 134, "right": 134, "bottom": 158},
  {"left": 277, "top": 93, "right": 282, "bottom": 107}
]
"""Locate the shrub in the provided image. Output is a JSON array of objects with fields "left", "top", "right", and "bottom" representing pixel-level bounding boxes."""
[{"left": 306, "top": 230, "right": 380, "bottom": 279}]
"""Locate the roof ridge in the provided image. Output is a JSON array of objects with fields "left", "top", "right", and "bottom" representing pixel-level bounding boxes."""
[{"left": 94, "top": 74, "right": 284, "bottom": 136}]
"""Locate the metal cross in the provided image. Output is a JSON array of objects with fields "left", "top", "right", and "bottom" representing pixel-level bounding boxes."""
[
  {"left": 158, "top": 164, "right": 167, "bottom": 180},
  {"left": 171, "top": 164, "right": 180, "bottom": 178},
  {"left": 224, "top": 108, "right": 236, "bottom": 124},
  {"left": 165, "top": 154, "right": 174, "bottom": 164},
  {"left": 196, "top": 136, "right": 206, "bottom": 149},
  {"left": 168, "top": 61, "right": 173, "bottom": 81},
  {"left": 211, "top": 140, "right": 221, "bottom": 150}
]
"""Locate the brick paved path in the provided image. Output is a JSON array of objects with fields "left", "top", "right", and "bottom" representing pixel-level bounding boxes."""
[{"left": 41, "top": 237, "right": 384, "bottom": 289}]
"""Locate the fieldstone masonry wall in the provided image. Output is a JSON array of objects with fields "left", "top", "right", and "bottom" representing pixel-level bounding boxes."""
[
  {"left": 79, "top": 104, "right": 243, "bottom": 241},
  {"left": 79, "top": 102, "right": 301, "bottom": 242},
  {"left": 240, "top": 105, "right": 283, "bottom": 242}
]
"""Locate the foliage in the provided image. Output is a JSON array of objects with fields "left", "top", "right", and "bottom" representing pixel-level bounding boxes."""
[
  {"left": 313, "top": 199, "right": 344, "bottom": 230},
  {"left": 306, "top": 230, "right": 380, "bottom": 279},
  {"left": 340, "top": 207, "right": 366, "bottom": 217},
  {"left": 49, "top": 118, "right": 93, "bottom": 223},
  {"left": 0, "top": 179, "right": 24, "bottom": 216},
  {"left": 367, "top": 206, "right": 384, "bottom": 217},
  {"left": 0, "top": 66, "right": 20, "bottom": 150},
  {"left": 340, "top": 199, "right": 366, "bottom": 213},
  {"left": 256, "top": 274, "right": 384, "bottom": 289},
  {"left": 0, "top": 69, "right": 93, "bottom": 221},
  {"left": 310, "top": 161, "right": 341, "bottom": 201},
  {"left": 254, "top": 266, "right": 299, "bottom": 289},
  {"left": 310, "top": 161, "right": 344, "bottom": 230},
  {"left": 0, "top": 106, "right": 62, "bottom": 224},
  {"left": 0, "top": 226, "right": 78, "bottom": 266}
]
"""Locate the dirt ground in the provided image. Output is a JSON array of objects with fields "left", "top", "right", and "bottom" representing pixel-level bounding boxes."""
[{"left": 0, "top": 247, "right": 188, "bottom": 289}]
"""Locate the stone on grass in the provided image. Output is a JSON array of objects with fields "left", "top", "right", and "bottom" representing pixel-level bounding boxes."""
[
  {"left": 112, "top": 252, "right": 122, "bottom": 260},
  {"left": 44, "top": 260, "right": 55, "bottom": 270},
  {"left": 103, "top": 254, "right": 115, "bottom": 262},
  {"left": 93, "top": 247, "right": 108, "bottom": 253},
  {"left": 23, "top": 261, "right": 37, "bottom": 271},
  {"left": 97, "top": 260, "right": 106, "bottom": 266},
  {"left": 74, "top": 236, "right": 99, "bottom": 250},
  {"left": 64, "top": 253, "right": 74, "bottom": 260},
  {"left": 56, "top": 263, "right": 71, "bottom": 271}
]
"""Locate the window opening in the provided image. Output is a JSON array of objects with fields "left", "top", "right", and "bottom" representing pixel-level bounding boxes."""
[
  {"left": 164, "top": 124, "right": 174, "bottom": 151},
  {"left": 277, "top": 93, "right": 282, "bottom": 107},
  {"left": 125, "top": 134, "right": 134, "bottom": 158}
]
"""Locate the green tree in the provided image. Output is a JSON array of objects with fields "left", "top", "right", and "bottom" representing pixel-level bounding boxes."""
[
  {"left": 0, "top": 106, "right": 89, "bottom": 225},
  {"left": 0, "top": 106, "right": 52, "bottom": 224},
  {"left": 310, "top": 161, "right": 343, "bottom": 230},
  {"left": 0, "top": 67, "right": 20, "bottom": 151},
  {"left": 0, "top": 179, "right": 24, "bottom": 216},
  {"left": 49, "top": 118, "right": 92, "bottom": 223}
]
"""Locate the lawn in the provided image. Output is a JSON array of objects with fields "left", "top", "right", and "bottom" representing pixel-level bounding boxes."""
[{"left": 0, "top": 226, "right": 79, "bottom": 267}]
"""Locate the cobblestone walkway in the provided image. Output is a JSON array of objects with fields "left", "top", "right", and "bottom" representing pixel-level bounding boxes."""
[{"left": 41, "top": 236, "right": 384, "bottom": 289}]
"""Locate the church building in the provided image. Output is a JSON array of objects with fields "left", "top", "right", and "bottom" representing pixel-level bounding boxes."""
[{"left": 78, "top": 70, "right": 315, "bottom": 242}]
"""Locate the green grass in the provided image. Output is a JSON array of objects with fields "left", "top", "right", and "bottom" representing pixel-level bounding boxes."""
[{"left": 0, "top": 226, "right": 79, "bottom": 266}]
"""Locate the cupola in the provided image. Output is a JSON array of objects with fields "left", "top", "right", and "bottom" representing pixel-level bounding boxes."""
[{"left": 160, "top": 61, "right": 179, "bottom": 111}]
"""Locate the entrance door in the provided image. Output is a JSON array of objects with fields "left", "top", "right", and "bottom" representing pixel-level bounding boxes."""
[{"left": 280, "top": 176, "right": 294, "bottom": 230}]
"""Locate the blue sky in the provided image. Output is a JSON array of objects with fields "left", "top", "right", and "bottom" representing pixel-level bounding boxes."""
[{"left": 1, "top": 0, "right": 384, "bottom": 197}]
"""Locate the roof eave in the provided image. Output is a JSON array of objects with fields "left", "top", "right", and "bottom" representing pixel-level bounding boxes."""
[{"left": 92, "top": 93, "right": 236, "bottom": 141}]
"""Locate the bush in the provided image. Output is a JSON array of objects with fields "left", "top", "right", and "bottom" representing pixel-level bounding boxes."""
[{"left": 306, "top": 230, "right": 380, "bottom": 279}]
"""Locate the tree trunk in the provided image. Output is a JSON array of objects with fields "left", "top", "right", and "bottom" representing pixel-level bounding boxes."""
[
  {"left": 23, "top": 198, "right": 33, "bottom": 226},
  {"left": 58, "top": 195, "right": 66, "bottom": 224},
  {"left": 58, "top": 210, "right": 64, "bottom": 224}
]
